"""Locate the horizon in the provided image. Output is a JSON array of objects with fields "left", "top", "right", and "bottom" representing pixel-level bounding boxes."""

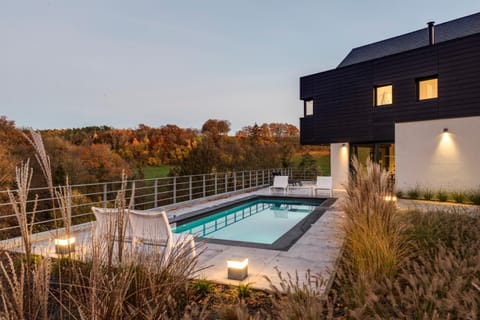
[{"left": 6, "top": 117, "right": 299, "bottom": 134}]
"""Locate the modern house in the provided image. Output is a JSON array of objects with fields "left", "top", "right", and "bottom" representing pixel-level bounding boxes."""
[{"left": 300, "top": 12, "right": 480, "bottom": 192}]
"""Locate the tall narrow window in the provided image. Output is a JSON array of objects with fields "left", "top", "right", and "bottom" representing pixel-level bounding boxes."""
[
  {"left": 305, "top": 99, "right": 313, "bottom": 116},
  {"left": 375, "top": 85, "right": 393, "bottom": 106},
  {"left": 418, "top": 77, "right": 438, "bottom": 100}
]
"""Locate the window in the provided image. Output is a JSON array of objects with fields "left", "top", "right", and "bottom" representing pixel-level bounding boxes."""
[
  {"left": 305, "top": 99, "right": 313, "bottom": 116},
  {"left": 375, "top": 85, "right": 393, "bottom": 106},
  {"left": 418, "top": 77, "right": 438, "bottom": 100},
  {"left": 351, "top": 143, "right": 395, "bottom": 174}
]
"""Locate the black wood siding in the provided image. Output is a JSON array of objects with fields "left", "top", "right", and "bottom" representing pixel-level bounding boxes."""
[{"left": 300, "top": 33, "right": 480, "bottom": 145}]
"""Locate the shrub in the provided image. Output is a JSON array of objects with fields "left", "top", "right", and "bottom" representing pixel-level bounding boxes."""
[
  {"left": 407, "top": 186, "right": 420, "bottom": 199},
  {"left": 452, "top": 191, "right": 467, "bottom": 203},
  {"left": 396, "top": 190, "right": 404, "bottom": 198},
  {"left": 422, "top": 188, "right": 434, "bottom": 200},
  {"left": 190, "top": 279, "right": 215, "bottom": 300},
  {"left": 468, "top": 188, "right": 480, "bottom": 205},
  {"left": 237, "top": 283, "right": 252, "bottom": 299},
  {"left": 437, "top": 189, "right": 448, "bottom": 202}
]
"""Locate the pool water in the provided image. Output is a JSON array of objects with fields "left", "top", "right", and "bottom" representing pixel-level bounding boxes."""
[{"left": 172, "top": 199, "right": 319, "bottom": 244}]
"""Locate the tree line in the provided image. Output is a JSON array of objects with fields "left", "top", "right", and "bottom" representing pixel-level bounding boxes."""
[{"left": 0, "top": 116, "right": 325, "bottom": 190}]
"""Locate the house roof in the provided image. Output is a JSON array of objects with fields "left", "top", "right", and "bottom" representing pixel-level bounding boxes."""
[{"left": 338, "top": 12, "right": 480, "bottom": 68}]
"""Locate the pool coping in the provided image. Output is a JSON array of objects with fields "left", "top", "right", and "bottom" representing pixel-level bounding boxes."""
[{"left": 170, "top": 195, "right": 337, "bottom": 251}]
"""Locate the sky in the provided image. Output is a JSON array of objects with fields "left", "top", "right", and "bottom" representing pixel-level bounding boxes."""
[{"left": 2, "top": 1, "right": 479, "bottom": 133}]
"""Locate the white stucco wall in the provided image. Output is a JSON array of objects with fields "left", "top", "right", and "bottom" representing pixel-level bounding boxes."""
[
  {"left": 331, "top": 143, "right": 349, "bottom": 190},
  {"left": 395, "top": 116, "right": 480, "bottom": 191}
]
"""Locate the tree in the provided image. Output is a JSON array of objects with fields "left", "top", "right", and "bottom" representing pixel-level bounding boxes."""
[
  {"left": 298, "top": 152, "right": 317, "bottom": 171},
  {"left": 78, "top": 144, "right": 133, "bottom": 182},
  {"left": 43, "top": 136, "right": 91, "bottom": 185},
  {"left": 201, "top": 119, "right": 231, "bottom": 136},
  {"left": 0, "top": 116, "right": 25, "bottom": 189}
]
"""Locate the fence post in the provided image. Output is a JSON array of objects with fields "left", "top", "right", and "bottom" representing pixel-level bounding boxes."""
[
  {"left": 262, "top": 170, "right": 265, "bottom": 185},
  {"left": 242, "top": 172, "right": 245, "bottom": 190},
  {"left": 154, "top": 178, "right": 158, "bottom": 208},
  {"left": 189, "top": 176, "right": 192, "bottom": 201},
  {"left": 256, "top": 171, "right": 258, "bottom": 187},
  {"left": 203, "top": 175, "right": 206, "bottom": 198},
  {"left": 215, "top": 173, "right": 218, "bottom": 195},
  {"left": 225, "top": 173, "right": 228, "bottom": 193},
  {"left": 131, "top": 181, "right": 135, "bottom": 209},
  {"left": 249, "top": 171, "right": 252, "bottom": 188},
  {"left": 103, "top": 183, "right": 107, "bottom": 208},
  {"left": 68, "top": 186, "right": 72, "bottom": 226},
  {"left": 234, "top": 172, "right": 237, "bottom": 192},
  {"left": 173, "top": 177, "right": 177, "bottom": 204}
]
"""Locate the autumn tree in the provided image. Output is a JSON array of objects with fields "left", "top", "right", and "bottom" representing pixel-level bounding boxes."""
[
  {"left": 78, "top": 144, "right": 133, "bottom": 182},
  {"left": 201, "top": 119, "right": 231, "bottom": 136},
  {"left": 0, "top": 116, "right": 27, "bottom": 189},
  {"left": 178, "top": 120, "right": 294, "bottom": 174},
  {"left": 42, "top": 136, "right": 91, "bottom": 185}
]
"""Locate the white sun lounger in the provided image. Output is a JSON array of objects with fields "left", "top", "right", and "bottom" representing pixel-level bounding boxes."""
[
  {"left": 269, "top": 175, "right": 289, "bottom": 194},
  {"left": 314, "top": 176, "right": 333, "bottom": 197},
  {"left": 128, "top": 210, "right": 196, "bottom": 259},
  {"left": 91, "top": 206, "right": 131, "bottom": 242}
]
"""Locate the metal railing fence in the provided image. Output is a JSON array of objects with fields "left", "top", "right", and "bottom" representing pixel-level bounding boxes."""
[{"left": 0, "top": 167, "right": 328, "bottom": 240}]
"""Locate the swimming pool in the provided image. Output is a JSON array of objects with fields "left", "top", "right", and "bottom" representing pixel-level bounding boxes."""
[{"left": 171, "top": 196, "right": 332, "bottom": 250}]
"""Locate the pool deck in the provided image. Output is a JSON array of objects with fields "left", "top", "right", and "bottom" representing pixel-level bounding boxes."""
[{"left": 4, "top": 188, "right": 346, "bottom": 293}]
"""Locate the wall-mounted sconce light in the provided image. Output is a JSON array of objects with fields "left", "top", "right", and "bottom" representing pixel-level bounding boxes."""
[
  {"left": 227, "top": 258, "right": 248, "bottom": 280},
  {"left": 443, "top": 128, "right": 449, "bottom": 133},
  {"left": 342, "top": 143, "right": 346, "bottom": 147}
]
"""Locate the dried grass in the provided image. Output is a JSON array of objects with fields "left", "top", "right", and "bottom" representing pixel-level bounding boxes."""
[
  {"left": 267, "top": 268, "right": 335, "bottom": 320},
  {"left": 4, "top": 160, "right": 49, "bottom": 319},
  {"left": 23, "top": 129, "right": 53, "bottom": 195},
  {"left": 341, "top": 157, "right": 406, "bottom": 281},
  {"left": 0, "top": 252, "right": 25, "bottom": 319},
  {"left": 55, "top": 177, "right": 72, "bottom": 238},
  {"left": 7, "top": 161, "right": 36, "bottom": 260},
  {"left": 338, "top": 175, "right": 480, "bottom": 319},
  {"left": 57, "top": 173, "right": 201, "bottom": 319},
  {"left": 1, "top": 134, "right": 202, "bottom": 319}
]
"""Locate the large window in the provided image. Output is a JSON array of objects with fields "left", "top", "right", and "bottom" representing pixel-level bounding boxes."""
[
  {"left": 375, "top": 84, "right": 393, "bottom": 106},
  {"left": 305, "top": 99, "right": 314, "bottom": 116},
  {"left": 418, "top": 77, "right": 438, "bottom": 100},
  {"left": 351, "top": 143, "right": 395, "bottom": 174}
]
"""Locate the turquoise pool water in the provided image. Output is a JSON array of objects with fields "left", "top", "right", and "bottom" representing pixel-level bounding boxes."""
[{"left": 172, "top": 199, "right": 318, "bottom": 244}]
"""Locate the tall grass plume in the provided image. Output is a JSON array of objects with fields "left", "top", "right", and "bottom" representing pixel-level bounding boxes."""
[{"left": 340, "top": 157, "right": 406, "bottom": 281}]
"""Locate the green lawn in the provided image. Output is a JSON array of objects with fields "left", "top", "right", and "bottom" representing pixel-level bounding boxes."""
[{"left": 142, "top": 165, "right": 173, "bottom": 179}]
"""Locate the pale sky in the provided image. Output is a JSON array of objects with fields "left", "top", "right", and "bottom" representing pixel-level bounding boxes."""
[{"left": 2, "top": 1, "right": 479, "bottom": 132}]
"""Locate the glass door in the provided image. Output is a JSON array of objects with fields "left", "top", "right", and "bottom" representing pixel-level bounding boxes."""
[
  {"left": 377, "top": 143, "right": 395, "bottom": 174},
  {"left": 350, "top": 143, "right": 395, "bottom": 174},
  {"left": 351, "top": 144, "right": 375, "bottom": 168}
]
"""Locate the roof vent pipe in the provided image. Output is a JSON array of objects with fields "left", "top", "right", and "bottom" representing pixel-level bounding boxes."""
[{"left": 428, "top": 21, "right": 435, "bottom": 45}]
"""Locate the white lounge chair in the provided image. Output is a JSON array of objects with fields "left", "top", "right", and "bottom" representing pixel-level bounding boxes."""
[
  {"left": 128, "top": 210, "right": 196, "bottom": 259},
  {"left": 91, "top": 207, "right": 131, "bottom": 242},
  {"left": 314, "top": 176, "right": 333, "bottom": 197},
  {"left": 270, "top": 175, "right": 289, "bottom": 194}
]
